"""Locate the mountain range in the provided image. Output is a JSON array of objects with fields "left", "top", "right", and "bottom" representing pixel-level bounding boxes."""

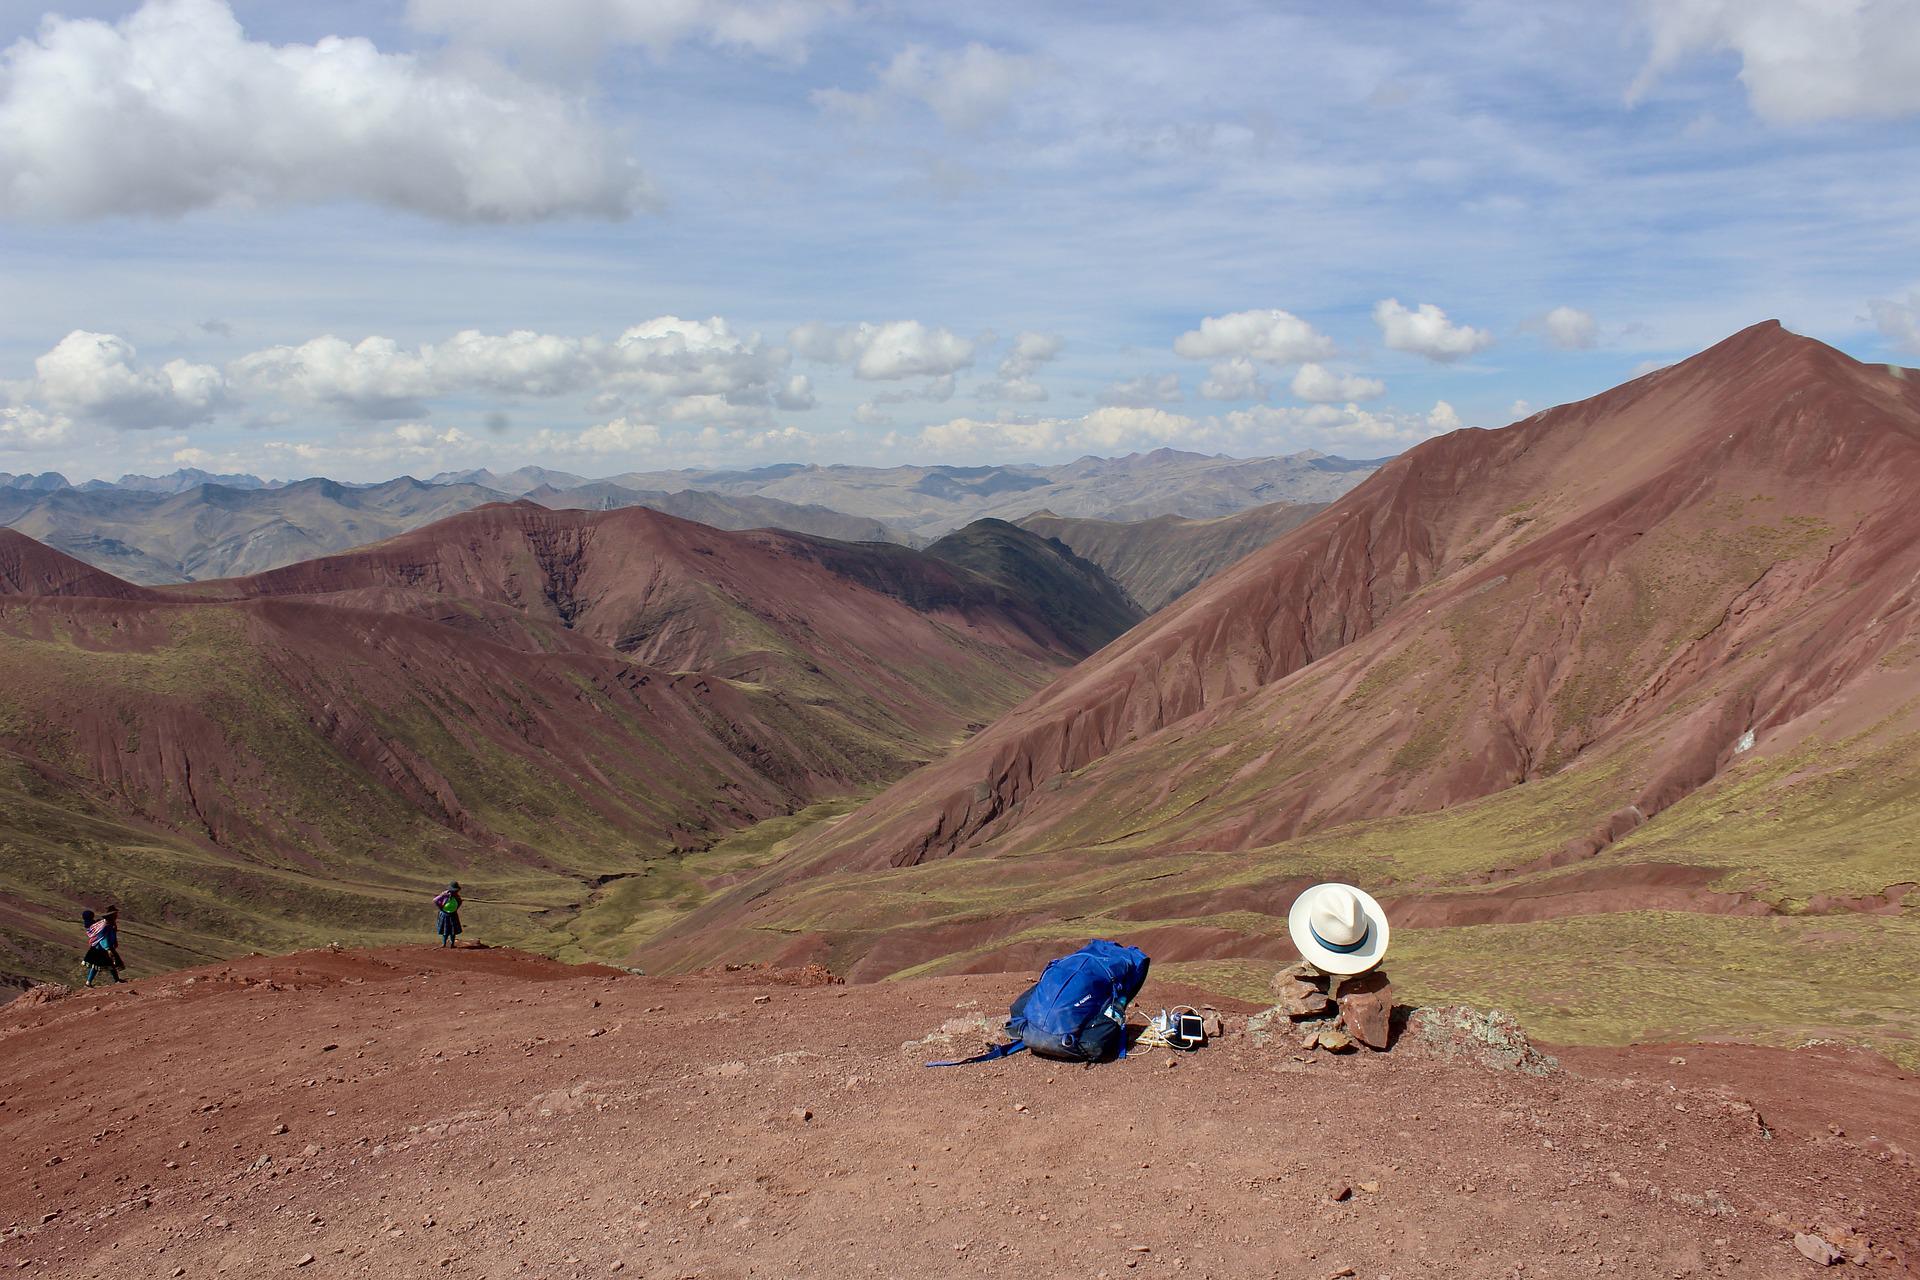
[
  {"left": 438, "top": 448, "right": 1381, "bottom": 538},
  {"left": 7, "top": 324, "right": 1916, "bottom": 1066},
  {"left": 1, "top": 448, "right": 1379, "bottom": 587},
  {"left": 629, "top": 323, "right": 1920, "bottom": 1062},
  {"left": 0, "top": 505, "right": 1135, "bottom": 983}
]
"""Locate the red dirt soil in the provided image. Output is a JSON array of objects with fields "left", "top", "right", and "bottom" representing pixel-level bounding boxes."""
[{"left": 3, "top": 947, "right": 1914, "bottom": 1278}]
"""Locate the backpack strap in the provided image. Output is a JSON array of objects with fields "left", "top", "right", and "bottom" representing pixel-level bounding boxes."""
[{"left": 924, "top": 1039, "right": 1027, "bottom": 1068}]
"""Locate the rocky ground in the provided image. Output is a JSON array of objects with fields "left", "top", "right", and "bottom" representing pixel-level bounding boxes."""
[{"left": 2, "top": 946, "right": 1914, "bottom": 1278}]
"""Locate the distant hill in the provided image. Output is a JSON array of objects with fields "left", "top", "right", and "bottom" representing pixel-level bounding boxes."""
[
  {"left": 0, "top": 471, "right": 70, "bottom": 492},
  {"left": 1018, "top": 500, "right": 1326, "bottom": 611},
  {"left": 1, "top": 476, "right": 921, "bottom": 584},
  {"left": 0, "top": 504, "right": 1093, "bottom": 982},
  {"left": 584, "top": 448, "right": 1381, "bottom": 538},
  {"left": 3, "top": 449, "right": 1361, "bottom": 584},
  {"left": 3, "top": 477, "right": 509, "bottom": 583},
  {"left": 99, "top": 468, "right": 278, "bottom": 494},
  {"left": 428, "top": 465, "right": 592, "bottom": 492},
  {"left": 523, "top": 482, "right": 916, "bottom": 546},
  {"left": 926, "top": 519, "right": 1143, "bottom": 656}
]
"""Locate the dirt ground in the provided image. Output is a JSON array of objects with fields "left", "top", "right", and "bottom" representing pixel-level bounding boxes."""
[{"left": 2, "top": 946, "right": 1914, "bottom": 1279}]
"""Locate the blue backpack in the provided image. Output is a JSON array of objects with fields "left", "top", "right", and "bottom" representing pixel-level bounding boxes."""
[{"left": 928, "top": 939, "right": 1150, "bottom": 1066}]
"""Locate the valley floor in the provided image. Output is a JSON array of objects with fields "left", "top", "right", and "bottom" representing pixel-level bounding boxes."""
[{"left": 2, "top": 947, "right": 1914, "bottom": 1278}]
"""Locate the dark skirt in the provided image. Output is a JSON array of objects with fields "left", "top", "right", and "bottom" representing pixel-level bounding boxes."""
[
  {"left": 437, "top": 911, "right": 462, "bottom": 938},
  {"left": 83, "top": 945, "right": 113, "bottom": 966}
]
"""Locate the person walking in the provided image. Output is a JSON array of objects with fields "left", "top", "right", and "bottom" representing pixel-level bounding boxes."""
[
  {"left": 81, "top": 908, "right": 123, "bottom": 986},
  {"left": 102, "top": 906, "right": 126, "bottom": 978},
  {"left": 432, "top": 882, "right": 463, "bottom": 948}
]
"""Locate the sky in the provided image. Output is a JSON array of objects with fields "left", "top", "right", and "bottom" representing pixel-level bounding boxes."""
[{"left": 2, "top": 0, "right": 1919, "bottom": 484}]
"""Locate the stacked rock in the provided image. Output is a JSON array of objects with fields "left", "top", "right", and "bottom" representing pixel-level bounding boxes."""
[{"left": 1267, "top": 961, "right": 1394, "bottom": 1052}]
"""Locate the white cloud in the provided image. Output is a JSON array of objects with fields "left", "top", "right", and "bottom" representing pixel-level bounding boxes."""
[
  {"left": 1373, "top": 298, "right": 1495, "bottom": 362},
  {"left": 1868, "top": 293, "right": 1920, "bottom": 357},
  {"left": 998, "top": 331, "right": 1064, "bottom": 378},
  {"left": 817, "top": 43, "right": 1037, "bottom": 130},
  {"left": 600, "top": 316, "right": 785, "bottom": 399},
  {"left": 1198, "top": 357, "right": 1267, "bottom": 401},
  {"left": 1536, "top": 305, "right": 1598, "bottom": 350},
  {"left": 919, "top": 406, "right": 1200, "bottom": 456},
  {"left": 774, "top": 374, "right": 817, "bottom": 410},
  {"left": 0, "top": 404, "right": 76, "bottom": 451},
  {"left": 22, "top": 331, "right": 225, "bottom": 429},
  {"left": 1225, "top": 400, "right": 1465, "bottom": 453},
  {"left": 0, "top": 0, "right": 650, "bottom": 222},
  {"left": 853, "top": 402, "right": 895, "bottom": 427},
  {"left": 260, "top": 422, "right": 479, "bottom": 469},
  {"left": 230, "top": 336, "right": 438, "bottom": 420},
  {"left": 526, "top": 416, "right": 664, "bottom": 455},
  {"left": 1098, "top": 374, "right": 1182, "bottom": 407},
  {"left": 1290, "top": 363, "right": 1386, "bottom": 403},
  {"left": 658, "top": 394, "right": 773, "bottom": 428},
  {"left": 229, "top": 317, "right": 786, "bottom": 419},
  {"left": 789, "top": 319, "right": 975, "bottom": 380},
  {"left": 428, "top": 330, "right": 595, "bottom": 396},
  {"left": 1510, "top": 399, "right": 1534, "bottom": 419},
  {"left": 407, "top": 0, "right": 847, "bottom": 67},
  {"left": 1167, "top": 310, "right": 1336, "bottom": 364},
  {"left": 1174, "top": 309, "right": 1335, "bottom": 365},
  {"left": 1630, "top": 0, "right": 1920, "bottom": 124},
  {"left": 978, "top": 331, "right": 1062, "bottom": 401}
]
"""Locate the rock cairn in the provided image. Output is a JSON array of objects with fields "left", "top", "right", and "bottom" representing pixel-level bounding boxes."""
[{"left": 1248, "top": 961, "right": 1394, "bottom": 1053}]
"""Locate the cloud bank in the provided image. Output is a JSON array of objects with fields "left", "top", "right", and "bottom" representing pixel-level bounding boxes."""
[{"left": 0, "top": 0, "right": 650, "bottom": 222}]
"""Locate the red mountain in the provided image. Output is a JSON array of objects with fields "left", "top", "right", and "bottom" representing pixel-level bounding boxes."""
[
  {"left": 0, "top": 505, "right": 1098, "bottom": 983},
  {"left": 0, "top": 528, "right": 165, "bottom": 600},
  {"left": 642, "top": 323, "right": 1920, "bottom": 995}
]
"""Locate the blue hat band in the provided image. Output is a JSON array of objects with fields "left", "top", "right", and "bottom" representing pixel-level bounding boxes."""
[{"left": 1310, "top": 923, "right": 1370, "bottom": 954}]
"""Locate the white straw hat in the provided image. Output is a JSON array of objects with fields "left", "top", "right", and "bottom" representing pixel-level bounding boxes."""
[{"left": 1287, "top": 882, "right": 1390, "bottom": 975}]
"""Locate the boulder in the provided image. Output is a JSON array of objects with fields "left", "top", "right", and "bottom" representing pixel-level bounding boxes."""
[
  {"left": 1335, "top": 971, "right": 1393, "bottom": 1050},
  {"left": 1792, "top": 1233, "right": 1841, "bottom": 1266},
  {"left": 1274, "top": 981, "right": 1331, "bottom": 1018},
  {"left": 1271, "top": 961, "right": 1332, "bottom": 1017}
]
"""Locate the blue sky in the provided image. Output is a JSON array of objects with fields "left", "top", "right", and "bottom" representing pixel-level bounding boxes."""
[{"left": 2, "top": 0, "right": 1918, "bottom": 482}]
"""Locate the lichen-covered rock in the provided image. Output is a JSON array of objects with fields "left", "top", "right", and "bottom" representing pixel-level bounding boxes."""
[
  {"left": 1246, "top": 1005, "right": 1291, "bottom": 1048},
  {"left": 1402, "top": 1005, "right": 1558, "bottom": 1075}
]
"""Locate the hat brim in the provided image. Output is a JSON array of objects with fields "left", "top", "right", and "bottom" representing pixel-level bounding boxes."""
[{"left": 1287, "top": 882, "right": 1391, "bottom": 975}]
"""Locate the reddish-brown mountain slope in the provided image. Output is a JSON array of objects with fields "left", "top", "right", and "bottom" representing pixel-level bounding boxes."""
[
  {"left": 641, "top": 323, "right": 1920, "bottom": 997},
  {"left": 0, "top": 528, "right": 165, "bottom": 601},
  {"left": 0, "top": 508, "right": 1087, "bottom": 984},
  {"left": 785, "top": 321, "right": 1920, "bottom": 867}
]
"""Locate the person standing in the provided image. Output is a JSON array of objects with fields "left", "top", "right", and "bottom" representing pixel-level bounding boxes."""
[
  {"left": 432, "top": 882, "right": 463, "bottom": 948},
  {"left": 81, "top": 908, "right": 123, "bottom": 986}
]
